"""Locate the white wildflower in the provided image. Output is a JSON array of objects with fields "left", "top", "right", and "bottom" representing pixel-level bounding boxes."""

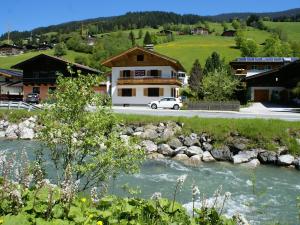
[
  {"left": 90, "top": 187, "right": 99, "bottom": 204},
  {"left": 177, "top": 174, "right": 187, "bottom": 185},
  {"left": 225, "top": 192, "right": 231, "bottom": 198},
  {"left": 151, "top": 192, "right": 162, "bottom": 201},
  {"left": 192, "top": 184, "right": 200, "bottom": 197}
]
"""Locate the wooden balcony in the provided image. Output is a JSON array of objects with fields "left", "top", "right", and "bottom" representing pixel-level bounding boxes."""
[{"left": 117, "top": 77, "right": 182, "bottom": 86}]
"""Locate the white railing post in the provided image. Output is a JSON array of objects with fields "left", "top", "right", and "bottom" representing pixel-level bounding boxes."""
[{"left": 8, "top": 101, "right": 11, "bottom": 109}]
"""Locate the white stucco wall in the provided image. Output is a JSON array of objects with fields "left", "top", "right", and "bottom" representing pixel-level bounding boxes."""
[{"left": 111, "top": 66, "right": 180, "bottom": 105}]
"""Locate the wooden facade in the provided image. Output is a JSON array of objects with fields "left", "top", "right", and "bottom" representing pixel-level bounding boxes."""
[
  {"left": 221, "top": 30, "right": 236, "bottom": 37},
  {"left": 0, "top": 44, "right": 23, "bottom": 56}
]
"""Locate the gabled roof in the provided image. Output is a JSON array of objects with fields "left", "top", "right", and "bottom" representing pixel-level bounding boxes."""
[
  {"left": 231, "top": 57, "right": 299, "bottom": 64},
  {"left": 101, "top": 46, "right": 186, "bottom": 72},
  {"left": 11, "top": 54, "right": 101, "bottom": 74},
  {"left": 0, "top": 68, "right": 23, "bottom": 78}
]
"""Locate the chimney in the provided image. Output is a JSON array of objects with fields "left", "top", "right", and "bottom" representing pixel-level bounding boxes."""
[{"left": 144, "top": 44, "right": 154, "bottom": 51}]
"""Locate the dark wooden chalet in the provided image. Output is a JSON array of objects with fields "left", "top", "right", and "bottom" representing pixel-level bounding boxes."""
[
  {"left": 221, "top": 30, "right": 236, "bottom": 37},
  {"left": 11, "top": 54, "right": 104, "bottom": 100},
  {"left": 245, "top": 60, "right": 300, "bottom": 102},
  {"left": 0, "top": 44, "right": 24, "bottom": 56},
  {"left": 157, "top": 30, "right": 173, "bottom": 36}
]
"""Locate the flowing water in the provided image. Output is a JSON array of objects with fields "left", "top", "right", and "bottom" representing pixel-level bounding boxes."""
[{"left": 1, "top": 140, "right": 300, "bottom": 225}]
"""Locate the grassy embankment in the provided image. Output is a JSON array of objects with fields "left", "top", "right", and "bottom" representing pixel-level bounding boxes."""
[
  {"left": 264, "top": 21, "right": 300, "bottom": 41},
  {"left": 117, "top": 114, "right": 300, "bottom": 155}
]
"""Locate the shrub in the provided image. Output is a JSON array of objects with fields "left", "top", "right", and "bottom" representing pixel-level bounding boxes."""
[{"left": 54, "top": 42, "right": 67, "bottom": 57}]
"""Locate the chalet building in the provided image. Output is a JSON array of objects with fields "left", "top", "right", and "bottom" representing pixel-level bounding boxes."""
[
  {"left": 245, "top": 60, "right": 300, "bottom": 102},
  {"left": 0, "top": 69, "right": 23, "bottom": 101},
  {"left": 230, "top": 57, "right": 299, "bottom": 77},
  {"left": 0, "top": 44, "right": 24, "bottom": 56},
  {"left": 191, "top": 27, "right": 210, "bottom": 35},
  {"left": 11, "top": 54, "right": 105, "bottom": 101},
  {"left": 221, "top": 30, "right": 236, "bottom": 37},
  {"left": 157, "top": 30, "right": 173, "bottom": 36},
  {"left": 101, "top": 46, "right": 186, "bottom": 106}
]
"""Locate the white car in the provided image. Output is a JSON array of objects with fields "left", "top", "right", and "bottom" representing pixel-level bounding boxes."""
[{"left": 148, "top": 97, "right": 183, "bottom": 110}]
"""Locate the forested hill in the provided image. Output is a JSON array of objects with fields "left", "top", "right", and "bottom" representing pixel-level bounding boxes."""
[{"left": 1, "top": 9, "right": 300, "bottom": 41}]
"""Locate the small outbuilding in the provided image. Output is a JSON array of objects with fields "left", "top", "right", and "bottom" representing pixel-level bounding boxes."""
[{"left": 221, "top": 30, "right": 236, "bottom": 37}]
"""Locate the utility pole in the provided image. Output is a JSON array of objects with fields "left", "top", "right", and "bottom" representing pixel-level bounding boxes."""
[{"left": 6, "top": 24, "right": 11, "bottom": 44}]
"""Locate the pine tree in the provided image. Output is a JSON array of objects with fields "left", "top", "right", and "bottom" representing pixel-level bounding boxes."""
[
  {"left": 188, "top": 59, "right": 203, "bottom": 96},
  {"left": 203, "top": 52, "right": 224, "bottom": 75},
  {"left": 128, "top": 31, "right": 135, "bottom": 47},
  {"left": 143, "top": 31, "right": 152, "bottom": 45},
  {"left": 138, "top": 29, "right": 143, "bottom": 39}
]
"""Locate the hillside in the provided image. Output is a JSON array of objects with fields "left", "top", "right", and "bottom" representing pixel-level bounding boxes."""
[{"left": 265, "top": 21, "right": 300, "bottom": 40}]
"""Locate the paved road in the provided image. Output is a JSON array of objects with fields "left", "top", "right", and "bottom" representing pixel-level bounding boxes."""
[{"left": 113, "top": 106, "right": 300, "bottom": 121}]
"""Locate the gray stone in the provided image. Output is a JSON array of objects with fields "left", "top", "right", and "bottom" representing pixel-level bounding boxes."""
[
  {"left": 243, "top": 159, "right": 261, "bottom": 168},
  {"left": 167, "top": 138, "right": 183, "bottom": 149},
  {"left": 258, "top": 151, "right": 277, "bottom": 164},
  {"left": 144, "top": 124, "right": 157, "bottom": 130},
  {"left": 294, "top": 158, "right": 300, "bottom": 170},
  {"left": 141, "top": 129, "right": 159, "bottom": 140},
  {"left": 202, "top": 151, "right": 215, "bottom": 162},
  {"left": 174, "top": 146, "right": 188, "bottom": 155},
  {"left": 277, "top": 146, "right": 289, "bottom": 155},
  {"left": 157, "top": 144, "right": 175, "bottom": 156},
  {"left": 0, "top": 131, "right": 5, "bottom": 138},
  {"left": 5, "top": 124, "right": 19, "bottom": 139},
  {"left": 232, "top": 150, "right": 258, "bottom": 164},
  {"left": 161, "top": 127, "right": 175, "bottom": 140},
  {"left": 135, "top": 127, "right": 144, "bottom": 132},
  {"left": 172, "top": 153, "right": 189, "bottom": 162},
  {"left": 184, "top": 155, "right": 202, "bottom": 167},
  {"left": 147, "top": 153, "right": 165, "bottom": 160},
  {"left": 141, "top": 140, "right": 158, "bottom": 153},
  {"left": 125, "top": 127, "right": 134, "bottom": 135},
  {"left": 186, "top": 146, "right": 203, "bottom": 157},
  {"left": 278, "top": 154, "right": 295, "bottom": 166},
  {"left": 202, "top": 142, "right": 213, "bottom": 151},
  {"left": 211, "top": 146, "right": 233, "bottom": 161},
  {"left": 230, "top": 137, "right": 249, "bottom": 153},
  {"left": 120, "top": 135, "right": 130, "bottom": 145},
  {"left": 19, "top": 127, "right": 35, "bottom": 140},
  {"left": 184, "top": 136, "right": 199, "bottom": 147},
  {"left": 133, "top": 131, "right": 143, "bottom": 137}
]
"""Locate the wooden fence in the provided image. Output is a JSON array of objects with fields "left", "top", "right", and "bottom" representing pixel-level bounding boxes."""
[{"left": 186, "top": 101, "right": 240, "bottom": 111}]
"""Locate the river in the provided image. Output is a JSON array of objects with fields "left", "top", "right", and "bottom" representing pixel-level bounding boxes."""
[{"left": 0, "top": 140, "right": 300, "bottom": 225}]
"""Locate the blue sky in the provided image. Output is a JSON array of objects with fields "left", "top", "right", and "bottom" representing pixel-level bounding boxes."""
[{"left": 0, "top": 0, "right": 299, "bottom": 35}]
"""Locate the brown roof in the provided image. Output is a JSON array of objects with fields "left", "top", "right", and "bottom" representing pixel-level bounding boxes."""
[
  {"left": 101, "top": 46, "right": 186, "bottom": 72},
  {"left": 12, "top": 53, "right": 101, "bottom": 74}
]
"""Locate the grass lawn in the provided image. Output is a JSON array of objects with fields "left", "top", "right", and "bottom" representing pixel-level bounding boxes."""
[
  {"left": 155, "top": 35, "right": 241, "bottom": 71},
  {"left": 117, "top": 114, "right": 300, "bottom": 155},
  {"left": 264, "top": 21, "right": 300, "bottom": 41},
  {"left": 0, "top": 50, "right": 90, "bottom": 70}
]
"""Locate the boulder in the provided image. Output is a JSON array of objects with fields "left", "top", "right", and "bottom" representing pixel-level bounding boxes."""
[
  {"left": 141, "top": 140, "right": 158, "bottom": 153},
  {"left": 186, "top": 146, "right": 203, "bottom": 157},
  {"left": 202, "top": 151, "right": 215, "bottom": 162},
  {"left": 161, "top": 127, "right": 175, "bottom": 140},
  {"left": 0, "top": 131, "right": 5, "bottom": 138},
  {"left": 243, "top": 159, "right": 260, "bottom": 168},
  {"left": 120, "top": 135, "right": 130, "bottom": 145},
  {"left": 172, "top": 153, "right": 189, "bottom": 162},
  {"left": 157, "top": 144, "right": 175, "bottom": 156},
  {"left": 5, "top": 124, "right": 19, "bottom": 139},
  {"left": 210, "top": 146, "right": 233, "bottom": 161},
  {"left": 257, "top": 151, "right": 277, "bottom": 164},
  {"left": 230, "top": 137, "right": 249, "bottom": 154},
  {"left": 166, "top": 121, "right": 182, "bottom": 133},
  {"left": 133, "top": 131, "right": 143, "bottom": 137},
  {"left": 19, "top": 127, "right": 35, "bottom": 140},
  {"left": 141, "top": 129, "right": 159, "bottom": 140},
  {"left": 174, "top": 146, "right": 188, "bottom": 155},
  {"left": 277, "top": 146, "right": 289, "bottom": 155},
  {"left": 124, "top": 127, "right": 134, "bottom": 135},
  {"left": 293, "top": 158, "right": 300, "bottom": 170},
  {"left": 184, "top": 155, "right": 202, "bottom": 167},
  {"left": 147, "top": 153, "right": 165, "bottom": 160},
  {"left": 202, "top": 142, "right": 213, "bottom": 151},
  {"left": 167, "top": 138, "right": 183, "bottom": 149},
  {"left": 232, "top": 150, "right": 258, "bottom": 164},
  {"left": 184, "top": 136, "right": 200, "bottom": 147},
  {"left": 277, "top": 154, "right": 295, "bottom": 166},
  {"left": 144, "top": 124, "right": 157, "bottom": 130},
  {"left": 135, "top": 127, "right": 144, "bottom": 132}
]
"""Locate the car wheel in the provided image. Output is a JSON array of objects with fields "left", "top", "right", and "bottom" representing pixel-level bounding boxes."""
[
  {"left": 173, "top": 104, "right": 179, "bottom": 110},
  {"left": 151, "top": 104, "right": 157, "bottom": 109}
]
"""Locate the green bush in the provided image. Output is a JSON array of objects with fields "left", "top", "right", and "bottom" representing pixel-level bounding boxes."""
[{"left": 0, "top": 109, "right": 38, "bottom": 123}]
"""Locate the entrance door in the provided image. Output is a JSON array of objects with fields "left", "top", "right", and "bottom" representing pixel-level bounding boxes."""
[{"left": 254, "top": 89, "right": 269, "bottom": 102}]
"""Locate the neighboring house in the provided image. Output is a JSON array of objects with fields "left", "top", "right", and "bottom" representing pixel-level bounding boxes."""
[
  {"left": 87, "top": 35, "right": 97, "bottom": 46},
  {"left": 191, "top": 27, "right": 210, "bottom": 35},
  {"left": 101, "top": 46, "right": 186, "bottom": 106},
  {"left": 0, "top": 44, "right": 24, "bottom": 56},
  {"left": 221, "top": 30, "right": 236, "bottom": 37},
  {"left": 11, "top": 54, "right": 105, "bottom": 101},
  {"left": 230, "top": 57, "right": 299, "bottom": 78},
  {"left": 157, "top": 30, "right": 173, "bottom": 36},
  {"left": 245, "top": 60, "right": 300, "bottom": 102},
  {"left": 0, "top": 69, "right": 23, "bottom": 101}
]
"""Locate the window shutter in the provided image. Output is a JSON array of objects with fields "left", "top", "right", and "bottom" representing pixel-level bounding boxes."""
[
  {"left": 118, "top": 89, "right": 122, "bottom": 96},
  {"left": 132, "top": 88, "right": 136, "bottom": 96},
  {"left": 171, "top": 88, "right": 174, "bottom": 97},
  {"left": 159, "top": 88, "right": 164, "bottom": 96},
  {"left": 158, "top": 70, "right": 162, "bottom": 77},
  {"left": 130, "top": 70, "right": 134, "bottom": 77},
  {"left": 120, "top": 71, "right": 123, "bottom": 78},
  {"left": 144, "top": 88, "right": 148, "bottom": 96},
  {"left": 147, "top": 70, "right": 151, "bottom": 76}
]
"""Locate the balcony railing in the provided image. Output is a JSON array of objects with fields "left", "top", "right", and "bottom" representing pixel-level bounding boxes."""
[{"left": 118, "top": 76, "right": 182, "bottom": 85}]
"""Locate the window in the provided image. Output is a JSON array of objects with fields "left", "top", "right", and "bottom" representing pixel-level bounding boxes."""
[
  {"left": 137, "top": 54, "right": 144, "bottom": 61},
  {"left": 251, "top": 65, "right": 258, "bottom": 70},
  {"left": 32, "top": 87, "right": 40, "bottom": 94},
  {"left": 118, "top": 88, "right": 136, "bottom": 97},
  {"left": 123, "top": 70, "right": 131, "bottom": 78},
  {"left": 150, "top": 70, "right": 160, "bottom": 77},
  {"left": 135, "top": 70, "right": 145, "bottom": 77},
  {"left": 265, "top": 65, "right": 271, "bottom": 70},
  {"left": 48, "top": 87, "right": 56, "bottom": 94},
  {"left": 148, "top": 88, "right": 160, "bottom": 97}
]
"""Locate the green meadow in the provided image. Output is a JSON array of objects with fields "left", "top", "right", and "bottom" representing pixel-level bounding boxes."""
[{"left": 265, "top": 21, "right": 300, "bottom": 40}]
